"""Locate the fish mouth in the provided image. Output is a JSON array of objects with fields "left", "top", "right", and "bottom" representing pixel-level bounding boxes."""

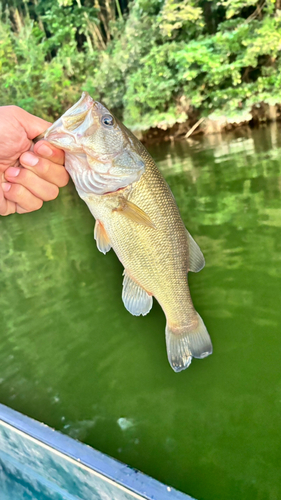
[
  {"left": 45, "top": 92, "right": 96, "bottom": 141},
  {"left": 34, "top": 92, "right": 97, "bottom": 146}
]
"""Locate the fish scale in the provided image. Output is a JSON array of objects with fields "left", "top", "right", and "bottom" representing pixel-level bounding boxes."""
[
  {"left": 40, "top": 92, "right": 213, "bottom": 372},
  {"left": 88, "top": 148, "right": 190, "bottom": 323}
]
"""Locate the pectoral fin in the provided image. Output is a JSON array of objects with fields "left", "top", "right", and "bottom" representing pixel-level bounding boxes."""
[
  {"left": 186, "top": 229, "right": 205, "bottom": 273},
  {"left": 113, "top": 197, "right": 155, "bottom": 229},
  {"left": 94, "top": 220, "right": 111, "bottom": 254},
  {"left": 122, "top": 271, "right": 153, "bottom": 316}
]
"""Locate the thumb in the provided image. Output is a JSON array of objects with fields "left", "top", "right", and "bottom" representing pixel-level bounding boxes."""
[{"left": 10, "top": 106, "right": 52, "bottom": 140}]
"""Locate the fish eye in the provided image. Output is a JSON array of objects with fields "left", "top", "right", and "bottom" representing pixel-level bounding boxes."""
[{"left": 101, "top": 114, "right": 114, "bottom": 127}]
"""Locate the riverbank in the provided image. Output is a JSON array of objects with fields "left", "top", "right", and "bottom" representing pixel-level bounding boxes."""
[{"left": 140, "top": 103, "right": 281, "bottom": 145}]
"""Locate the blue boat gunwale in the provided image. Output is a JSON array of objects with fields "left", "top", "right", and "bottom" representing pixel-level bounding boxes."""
[{"left": 0, "top": 403, "right": 193, "bottom": 500}]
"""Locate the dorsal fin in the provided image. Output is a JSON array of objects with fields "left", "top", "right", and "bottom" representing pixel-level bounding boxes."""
[{"left": 186, "top": 229, "right": 205, "bottom": 273}]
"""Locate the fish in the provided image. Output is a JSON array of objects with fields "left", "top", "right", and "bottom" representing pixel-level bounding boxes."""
[{"left": 38, "top": 92, "right": 213, "bottom": 372}]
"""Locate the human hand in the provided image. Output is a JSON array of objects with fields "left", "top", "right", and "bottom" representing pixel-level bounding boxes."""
[{"left": 0, "top": 106, "right": 69, "bottom": 216}]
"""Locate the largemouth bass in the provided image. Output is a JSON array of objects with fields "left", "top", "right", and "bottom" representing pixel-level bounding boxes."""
[{"left": 38, "top": 92, "right": 212, "bottom": 372}]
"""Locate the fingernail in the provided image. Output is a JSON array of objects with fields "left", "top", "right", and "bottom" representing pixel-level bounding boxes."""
[
  {"left": 2, "top": 183, "right": 11, "bottom": 192},
  {"left": 6, "top": 167, "right": 20, "bottom": 177},
  {"left": 21, "top": 152, "right": 39, "bottom": 167},
  {"left": 37, "top": 144, "right": 53, "bottom": 158}
]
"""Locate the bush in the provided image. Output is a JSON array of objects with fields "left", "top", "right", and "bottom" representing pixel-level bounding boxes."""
[{"left": 1, "top": 0, "right": 281, "bottom": 129}]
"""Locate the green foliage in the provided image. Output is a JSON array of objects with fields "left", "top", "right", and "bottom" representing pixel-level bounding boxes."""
[
  {"left": 158, "top": 0, "right": 203, "bottom": 38},
  {"left": 1, "top": 0, "right": 281, "bottom": 129},
  {"left": 221, "top": 0, "right": 259, "bottom": 19}
]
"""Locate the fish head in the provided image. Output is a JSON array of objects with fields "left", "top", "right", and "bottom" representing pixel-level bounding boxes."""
[{"left": 44, "top": 93, "right": 145, "bottom": 195}]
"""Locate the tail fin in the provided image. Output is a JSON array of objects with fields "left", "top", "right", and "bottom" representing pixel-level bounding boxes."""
[{"left": 165, "top": 313, "right": 212, "bottom": 372}]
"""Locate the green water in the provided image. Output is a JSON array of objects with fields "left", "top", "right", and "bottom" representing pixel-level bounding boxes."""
[{"left": 0, "top": 124, "right": 281, "bottom": 500}]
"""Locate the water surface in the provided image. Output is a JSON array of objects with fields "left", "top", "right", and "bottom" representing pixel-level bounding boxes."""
[{"left": 0, "top": 124, "right": 281, "bottom": 500}]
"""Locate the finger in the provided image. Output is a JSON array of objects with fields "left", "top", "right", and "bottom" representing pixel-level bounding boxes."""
[
  {"left": 9, "top": 106, "right": 51, "bottom": 140},
  {"left": 19, "top": 152, "right": 69, "bottom": 188},
  {"left": 33, "top": 140, "right": 65, "bottom": 166},
  {"left": 5, "top": 167, "right": 59, "bottom": 202},
  {"left": 16, "top": 205, "right": 30, "bottom": 214},
  {"left": 2, "top": 182, "right": 43, "bottom": 212},
  {"left": 0, "top": 184, "right": 16, "bottom": 216}
]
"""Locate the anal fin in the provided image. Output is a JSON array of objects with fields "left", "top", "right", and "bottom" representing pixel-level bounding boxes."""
[
  {"left": 186, "top": 229, "right": 205, "bottom": 273},
  {"left": 122, "top": 271, "right": 153, "bottom": 316},
  {"left": 94, "top": 220, "right": 111, "bottom": 254}
]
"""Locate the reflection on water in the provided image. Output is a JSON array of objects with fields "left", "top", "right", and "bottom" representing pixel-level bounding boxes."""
[{"left": 0, "top": 124, "right": 281, "bottom": 500}]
